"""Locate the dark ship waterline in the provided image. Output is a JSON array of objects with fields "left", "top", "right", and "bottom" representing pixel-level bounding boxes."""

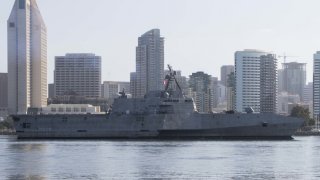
[{"left": 12, "top": 66, "right": 304, "bottom": 139}]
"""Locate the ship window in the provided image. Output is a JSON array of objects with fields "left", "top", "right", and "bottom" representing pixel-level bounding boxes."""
[
  {"left": 59, "top": 108, "right": 64, "bottom": 112},
  {"left": 66, "top": 107, "right": 71, "bottom": 112},
  {"left": 9, "top": 22, "right": 15, "bottom": 28},
  {"left": 51, "top": 108, "right": 56, "bottom": 112},
  {"left": 22, "top": 123, "right": 31, "bottom": 129},
  {"left": 81, "top": 108, "right": 86, "bottom": 112},
  {"left": 262, "top": 122, "right": 268, "bottom": 127},
  {"left": 74, "top": 108, "right": 79, "bottom": 112}
]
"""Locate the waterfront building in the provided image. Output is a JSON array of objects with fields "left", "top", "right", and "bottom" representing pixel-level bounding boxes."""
[
  {"left": 48, "top": 83, "right": 55, "bottom": 99},
  {"left": 277, "top": 92, "right": 300, "bottom": 115},
  {"left": 54, "top": 53, "right": 101, "bottom": 98},
  {"left": 260, "top": 54, "right": 277, "bottom": 113},
  {"left": 226, "top": 72, "right": 235, "bottom": 111},
  {"left": 281, "top": 62, "right": 306, "bottom": 99},
  {"left": 235, "top": 49, "right": 269, "bottom": 113},
  {"left": 217, "top": 83, "right": 227, "bottom": 105},
  {"left": 0, "top": 73, "right": 8, "bottom": 108},
  {"left": 314, "top": 51, "right": 320, "bottom": 118},
  {"left": 42, "top": 104, "right": 101, "bottom": 115},
  {"left": 133, "top": 29, "right": 164, "bottom": 98},
  {"left": 101, "top": 81, "right": 130, "bottom": 103},
  {"left": 0, "top": 73, "right": 8, "bottom": 119},
  {"left": 211, "top": 77, "right": 219, "bottom": 108},
  {"left": 48, "top": 94, "right": 109, "bottom": 112},
  {"left": 8, "top": 0, "right": 47, "bottom": 114},
  {"left": 220, "top": 65, "right": 234, "bottom": 87},
  {"left": 303, "top": 82, "right": 313, "bottom": 103},
  {"left": 189, "top": 72, "right": 214, "bottom": 112},
  {"left": 278, "top": 69, "right": 285, "bottom": 93},
  {"left": 130, "top": 72, "right": 137, "bottom": 97}
]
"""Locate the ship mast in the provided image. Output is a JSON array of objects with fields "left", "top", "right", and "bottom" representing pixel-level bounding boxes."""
[{"left": 164, "top": 65, "right": 183, "bottom": 96}]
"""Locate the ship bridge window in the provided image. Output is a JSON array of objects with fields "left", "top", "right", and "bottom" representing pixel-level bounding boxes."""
[
  {"left": 158, "top": 105, "right": 174, "bottom": 114},
  {"left": 185, "top": 99, "right": 193, "bottom": 103},
  {"left": 163, "top": 99, "right": 179, "bottom": 103}
]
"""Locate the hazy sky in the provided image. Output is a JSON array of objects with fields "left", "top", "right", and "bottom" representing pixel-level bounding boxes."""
[{"left": 0, "top": 0, "right": 318, "bottom": 83}]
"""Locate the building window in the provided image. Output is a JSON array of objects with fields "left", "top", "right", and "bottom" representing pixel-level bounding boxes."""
[
  {"left": 9, "top": 22, "right": 15, "bottom": 28},
  {"left": 19, "top": 0, "right": 25, "bottom": 9}
]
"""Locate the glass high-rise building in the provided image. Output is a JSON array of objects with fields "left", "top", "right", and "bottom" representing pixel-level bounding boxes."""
[
  {"left": 260, "top": 54, "right": 278, "bottom": 113},
  {"left": 132, "top": 29, "right": 164, "bottom": 98},
  {"left": 281, "top": 62, "right": 306, "bottom": 99},
  {"left": 220, "top": 65, "right": 234, "bottom": 87},
  {"left": 7, "top": 0, "right": 47, "bottom": 114}
]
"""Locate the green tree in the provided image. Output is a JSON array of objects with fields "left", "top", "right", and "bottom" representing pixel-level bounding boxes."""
[
  {"left": 0, "top": 117, "right": 14, "bottom": 130},
  {"left": 290, "top": 106, "right": 315, "bottom": 126}
]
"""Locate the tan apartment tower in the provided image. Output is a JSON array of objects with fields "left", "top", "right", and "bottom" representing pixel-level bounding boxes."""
[{"left": 7, "top": 0, "right": 47, "bottom": 114}]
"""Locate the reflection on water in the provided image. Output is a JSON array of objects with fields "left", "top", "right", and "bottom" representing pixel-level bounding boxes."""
[
  {"left": 7, "top": 175, "right": 46, "bottom": 180},
  {"left": 0, "top": 136, "right": 319, "bottom": 179}
]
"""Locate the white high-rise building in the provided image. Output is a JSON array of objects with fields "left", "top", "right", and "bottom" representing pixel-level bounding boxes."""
[
  {"left": 133, "top": 29, "right": 164, "bottom": 98},
  {"left": 313, "top": 52, "right": 320, "bottom": 118},
  {"left": 235, "top": 50, "right": 269, "bottom": 113},
  {"left": 7, "top": 0, "right": 47, "bottom": 114}
]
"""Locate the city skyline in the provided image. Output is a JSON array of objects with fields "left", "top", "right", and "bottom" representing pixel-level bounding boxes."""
[{"left": 0, "top": 0, "right": 318, "bottom": 83}]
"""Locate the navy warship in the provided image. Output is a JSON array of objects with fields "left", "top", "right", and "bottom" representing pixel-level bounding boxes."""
[{"left": 12, "top": 66, "right": 303, "bottom": 139}]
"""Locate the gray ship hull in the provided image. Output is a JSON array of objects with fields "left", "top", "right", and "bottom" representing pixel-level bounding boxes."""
[{"left": 12, "top": 113, "right": 303, "bottom": 139}]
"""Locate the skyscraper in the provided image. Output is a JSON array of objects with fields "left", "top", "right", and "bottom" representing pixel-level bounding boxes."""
[
  {"left": 260, "top": 54, "right": 277, "bottom": 113},
  {"left": 235, "top": 49, "right": 269, "bottom": 113},
  {"left": 133, "top": 29, "right": 164, "bottom": 98},
  {"left": 220, "top": 65, "right": 234, "bottom": 87},
  {"left": 130, "top": 72, "right": 137, "bottom": 97},
  {"left": 48, "top": 83, "right": 55, "bottom": 99},
  {"left": 7, "top": 0, "right": 47, "bottom": 114},
  {"left": 303, "top": 82, "right": 313, "bottom": 104},
  {"left": 189, "top": 72, "right": 213, "bottom": 112},
  {"left": 313, "top": 52, "right": 320, "bottom": 118},
  {"left": 0, "top": 73, "right": 8, "bottom": 108},
  {"left": 281, "top": 62, "right": 306, "bottom": 99},
  {"left": 54, "top": 53, "right": 101, "bottom": 98}
]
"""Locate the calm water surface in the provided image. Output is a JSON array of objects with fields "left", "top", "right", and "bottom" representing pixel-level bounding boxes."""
[{"left": 0, "top": 136, "right": 319, "bottom": 179}]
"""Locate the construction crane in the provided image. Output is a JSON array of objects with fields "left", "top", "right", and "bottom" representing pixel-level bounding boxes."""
[{"left": 277, "top": 53, "right": 299, "bottom": 64}]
